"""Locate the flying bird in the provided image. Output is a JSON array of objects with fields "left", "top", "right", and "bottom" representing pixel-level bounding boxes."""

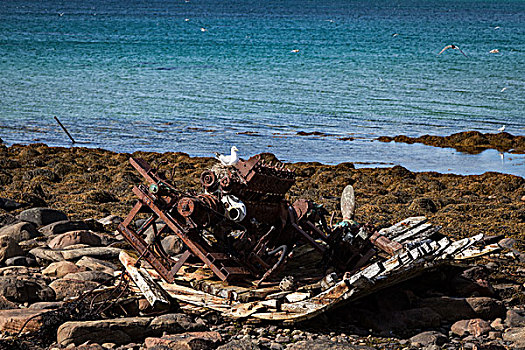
[
  {"left": 215, "top": 146, "right": 239, "bottom": 166},
  {"left": 438, "top": 44, "right": 468, "bottom": 57}
]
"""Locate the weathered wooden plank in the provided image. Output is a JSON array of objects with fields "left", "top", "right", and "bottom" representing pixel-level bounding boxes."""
[
  {"left": 378, "top": 216, "right": 427, "bottom": 239},
  {"left": 120, "top": 251, "right": 170, "bottom": 308},
  {"left": 402, "top": 226, "right": 443, "bottom": 248},
  {"left": 454, "top": 243, "right": 499, "bottom": 260},
  {"left": 438, "top": 233, "right": 484, "bottom": 259},
  {"left": 392, "top": 223, "right": 434, "bottom": 243}
]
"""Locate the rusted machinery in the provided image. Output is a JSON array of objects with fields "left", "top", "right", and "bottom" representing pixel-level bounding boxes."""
[{"left": 117, "top": 154, "right": 404, "bottom": 285}]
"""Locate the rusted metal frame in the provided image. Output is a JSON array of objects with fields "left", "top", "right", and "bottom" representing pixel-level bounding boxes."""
[
  {"left": 136, "top": 214, "right": 156, "bottom": 236},
  {"left": 305, "top": 221, "right": 330, "bottom": 242},
  {"left": 248, "top": 252, "right": 271, "bottom": 271},
  {"left": 133, "top": 186, "right": 230, "bottom": 281},
  {"left": 291, "top": 223, "right": 326, "bottom": 253},
  {"left": 130, "top": 157, "right": 159, "bottom": 185},
  {"left": 122, "top": 201, "right": 143, "bottom": 227},
  {"left": 152, "top": 224, "right": 176, "bottom": 266},
  {"left": 169, "top": 250, "right": 192, "bottom": 276},
  {"left": 130, "top": 157, "right": 178, "bottom": 193},
  {"left": 118, "top": 223, "right": 176, "bottom": 282},
  {"left": 288, "top": 207, "right": 326, "bottom": 253}
]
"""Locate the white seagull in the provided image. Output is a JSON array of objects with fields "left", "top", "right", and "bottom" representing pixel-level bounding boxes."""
[
  {"left": 215, "top": 146, "right": 239, "bottom": 166},
  {"left": 438, "top": 44, "right": 468, "bottom": 57},
  {"left": 498, "top": 125, "right": 506, "bottom": 132}
]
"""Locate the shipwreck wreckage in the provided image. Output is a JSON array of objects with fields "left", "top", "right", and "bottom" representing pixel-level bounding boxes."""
[{"left": 116, "top": 152, "right": 499, "bottom": 323}]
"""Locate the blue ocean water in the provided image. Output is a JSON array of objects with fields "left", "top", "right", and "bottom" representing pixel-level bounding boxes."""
[{"left": 0, "top": 0, "right": 524, "bottom": 176}]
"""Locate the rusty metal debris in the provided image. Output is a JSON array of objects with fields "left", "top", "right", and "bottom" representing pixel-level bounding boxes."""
[{"left": 117, "top": 152, "right": 498, "bottom": 323}]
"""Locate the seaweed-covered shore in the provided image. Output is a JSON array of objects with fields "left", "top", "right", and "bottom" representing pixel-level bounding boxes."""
[{"left": 1, "top": 143, "right": 523, "bottom": 246}]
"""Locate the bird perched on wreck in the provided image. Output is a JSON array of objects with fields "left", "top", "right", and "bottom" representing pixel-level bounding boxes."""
[
  {"left": 215, "top": 146, "right": 239, "bottom": 166},
  {"left": 438, "top": 44, "right": 468, "bottom": 57}
]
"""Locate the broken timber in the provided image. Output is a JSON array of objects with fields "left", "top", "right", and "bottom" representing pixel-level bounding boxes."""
[{"left": 120, "top": 216, "right": 496, "bottom": 324}]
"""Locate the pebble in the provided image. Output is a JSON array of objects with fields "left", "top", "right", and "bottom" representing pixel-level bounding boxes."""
[
  {"left": 269, "top": 342, "right": 283, "bottom": 350},
  {"left": 275, "top": 335, "right": 290, "bottom": 343}
]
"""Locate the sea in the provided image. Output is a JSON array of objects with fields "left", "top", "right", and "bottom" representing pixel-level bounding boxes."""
[{"left": 0, "top": 0, "right": 524, "bottom": 176}]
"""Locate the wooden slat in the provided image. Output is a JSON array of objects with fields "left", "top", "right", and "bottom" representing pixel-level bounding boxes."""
[
  {"left": 379, "top": 216, "right": 427, "bottom": 239},
  {"left": 392, "top": 222, "right": 433, "bottom": 243}
]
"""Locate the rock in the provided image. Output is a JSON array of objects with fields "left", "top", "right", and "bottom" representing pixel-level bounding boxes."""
[
  {"left": 48, "top": 231, "right": 102, "bottom": 249},
  {"left": 487, "top": 331, "right": 502, "bottom": 340},
  {"left": 57, "top": 317, "right": 153, "bottom": 346},
  {"left": 502, "top": 327, "right": 525, "bottom": 348},
  {"left": 42, "top": 261, "right": 80, "bottom": 278},
  {"left": 0, "top": 295, "right": 18, "bottom": 310},
  {"left": 83, "top": 190, "right": 118, "bottom": 204},
  {"left": 0, "top": 235, "right": 24, "bottom": 264},
  {"left": 18, "top": 207, "right": 68, "bottom": 227},
  {"left": 0, "top": 276, "right": 55, "bottom": 303},
  {"left": 498, "top": 238, "right": 516, "bottom": 249},
  {"left": 354, "top": 306, "right": 441, "bottom": 334},
  {"left": 465, "top": 297, "right": 506, "bottom": 320},
  {"left": 0, "top": 214, "right": 20, "bottom": 229},
  {"left": 409, "top": 331, "right": 448, "bottom": 347},
  {"left": 49, "top": 279, "right": 99, "bottom": 300},
  {"left": 287, "top": 340, "right": 374, "bottom": 349},
  {"left": 408, "top": 197, "right": 438, "bottom": 213},
  {"left": 161, "top": 235, "right": 184, "bottom": 256},
  {"left": 505, "top": 309, "right": 525, "bottom": 327},
  {"left": 0, "top": 222, "right": 40, "bottom": 242},
  {"left": 217, "top": 339, "right": 261, "bottom": 350},
  {"left": 30, "top": 246, "right": 121, "bottom": 262},
  {"left": 491, "top": 318, "right": 505, "bottom": 330},
  {"left": 420, "top": 296, "right": 477, "bottom": 322},
  {"left": 275, "top": 335, "right": 290, "bottom": 343},
  {"left": 75, "top": 256, "right": 118, "bottom": 274},
  {"left": 71, "top": 345, "right": 105, "bottom": 350},
  {"left": 0, "top": 266, "right": 31, "bottom": 276},
  {"left": 138, "top": 298, "right": 171, "bottom": 315},
  {"left": 0, "top": 309, "right": 45, "bottom": 334},
  {"left": 0, "top": 198, "right": 25, "bottom": 212},
  {"left": 144, "top": 331, "right": 222, "bottom": 349},
  {"left": 39, "top": 220, "right": 90, "bottom": 236},
  {"left": 97, "top": 215, "right": 122, "bottom": 231},
  {"left": 63, "top": 271, "right": 113, "bottom": 283},
  {"left": 5, "top": 256, "right": 36, "bottom": 267},
  {"left": 451, "top": 318, "right": 492, "bottom": 337}
]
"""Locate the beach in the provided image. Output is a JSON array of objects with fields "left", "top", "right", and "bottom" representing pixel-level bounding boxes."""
[{"left": 0, "top": 143, "right": 524, "bottom": 349}]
